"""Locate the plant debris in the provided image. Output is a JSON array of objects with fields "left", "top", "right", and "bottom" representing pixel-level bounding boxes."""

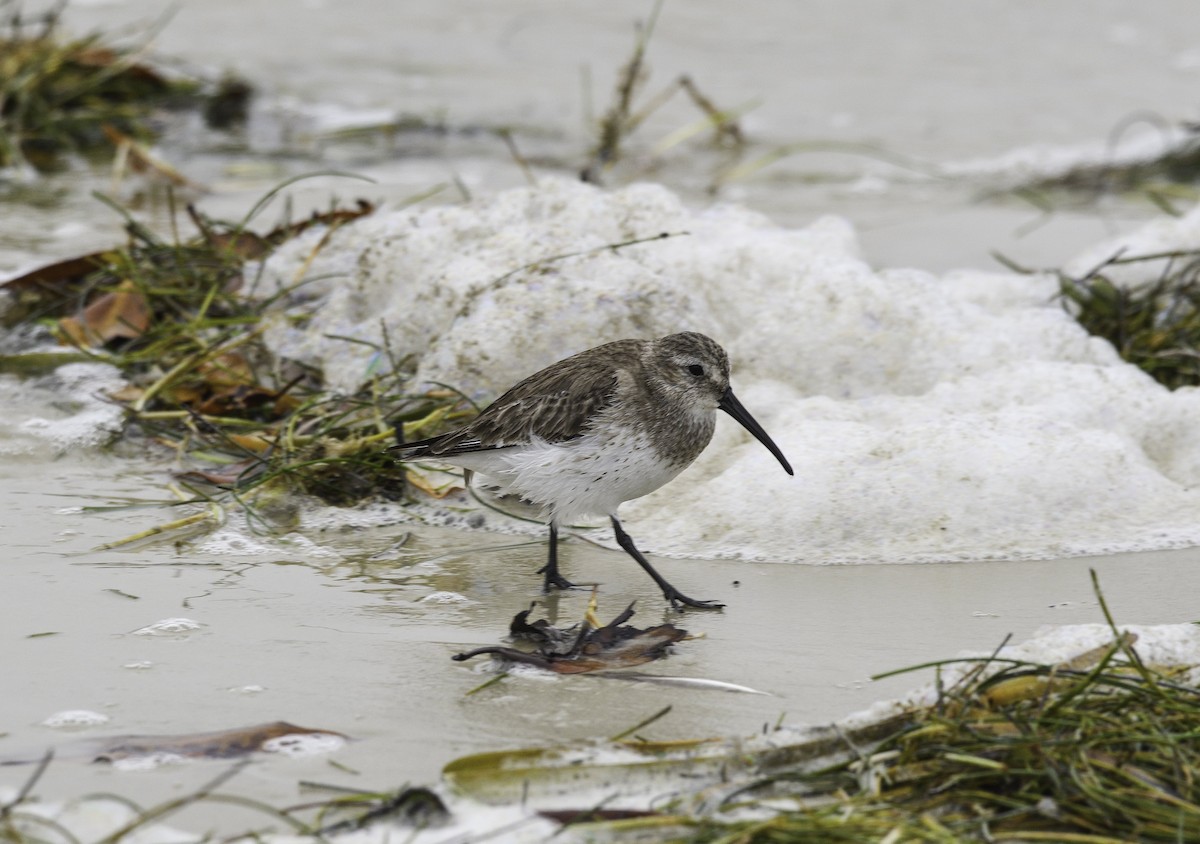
[
  {"left": 444, "top": 574, "right": 1200, "bottom": 843},
  {"left": 453, "top": 597, "right": 688, "bottom": 674},
  {"left": 314, "top": 786, "right": 450, "bottom": 834},
  {"left": 1050, "top": 247, "right": 1200, "bottom": 389},
  {"left": 0, "top": 188, "right": 480, "bottom": 536},
  {"left": 0, "top": 1, "right": 253, "bottom": 172},
  {"left": 580, "top": 0, "right": 748, "bottom": 185},
  {"left": 1020, "top": 123, "right": 1200, "bottom": 198}
]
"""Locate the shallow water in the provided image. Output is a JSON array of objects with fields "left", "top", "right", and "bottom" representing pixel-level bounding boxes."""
[
  {"left": 6, "top": 448, "right": 1200, "bottom": 833},
  {"left": 4, "top": 0, "right": 1200, "bottom": 837}
]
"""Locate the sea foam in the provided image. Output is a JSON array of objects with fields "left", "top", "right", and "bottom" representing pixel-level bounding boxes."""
[{"left": 257, "top": 179, "right": 1200, "bottom": 563}]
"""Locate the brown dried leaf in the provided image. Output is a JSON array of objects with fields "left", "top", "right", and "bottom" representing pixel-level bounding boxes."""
[
  {"left": 197, "top": 352, "right": 255, "bottom": 390},
  {"left": 91, "top": 720, "right": 345, "bottom": 763},
  {"left": 0, "top": 252, "right": 107, "bottom": 294},
  {"left": 205, "top": 230, "right": 271, "bottom": 260},
  {"left": 264, "top": 199, "right": 377, "bottom": 244},
  {"left": 405, "top": 469, "right": 464, "bottom": 500},
  {"left": 107, "top": 384, "right": 145, "bottom": 403},
  {"left": 58, "top": 279, "right": 150, "bottom": 347}
]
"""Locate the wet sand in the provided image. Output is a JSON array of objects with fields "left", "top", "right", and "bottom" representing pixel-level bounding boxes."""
[{"left": 3, "top": 451, "right": 1198, "bottom": 831}]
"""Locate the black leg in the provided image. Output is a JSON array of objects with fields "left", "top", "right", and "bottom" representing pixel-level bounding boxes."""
[
  {"left": 610, "top": 516, "right": 724, "bottom": 610},
  {"left": 536, "top": 523, "right": 577, "bottom": 591}
]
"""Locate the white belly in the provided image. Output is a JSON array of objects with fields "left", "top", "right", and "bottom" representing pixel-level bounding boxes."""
[{"left": 449, "top": 430, "right": 687, "bottom": 525}]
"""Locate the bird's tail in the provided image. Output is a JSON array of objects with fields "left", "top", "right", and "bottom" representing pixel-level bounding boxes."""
[{"left": 388, "top": 433, "right": 446, "bottom": 462}]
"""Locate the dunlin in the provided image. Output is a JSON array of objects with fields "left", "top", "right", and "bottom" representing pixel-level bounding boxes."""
[{"left": 391, "top": 332, "right": 793, "bottom": 609}]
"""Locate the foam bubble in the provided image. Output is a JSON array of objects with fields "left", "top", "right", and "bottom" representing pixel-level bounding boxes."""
[
  {"left": 192, "top": 526, "right": 347, "bottom": 560},
  {"left": 109, "top": 752, "right": 189, "bottom": 772},
  {"left": 41, "top": 710, "right": 110, "bottom": 729},
  {"left": 1, "top": 362, "right": 127, "bottom": 455},
  {"left": 421, "top": 590, "right": 472, "bottom": 604},
  {"left": 130, "top": 618, "right": 205, "bottom": 637},
  {"left": 261, "top": 731, "right": 347, "bottom": 757}
]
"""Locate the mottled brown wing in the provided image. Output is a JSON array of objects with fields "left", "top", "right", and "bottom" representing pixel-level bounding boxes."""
[{"left": 393, "top": 340, "right": 642, "bottom": 459}]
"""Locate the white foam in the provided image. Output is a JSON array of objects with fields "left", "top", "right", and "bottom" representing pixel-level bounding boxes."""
[
  {"left": 192, "top": 526, "right": 348, "bottom": 559},
  {"left": 129, "top": 618, "right": 205, "bottom": 637},
  {"left": 109, "top": 752, "right": 191, "bottom": 772},
  {"left": 40, "top": 710, "right": 110, "bottom": 729},
  {"left": 1, "top": 362, "right": 127, "bottom": 455},
  {"left": 421, "top": 590, "right": 473, "bottom": 604},
  {"left": 257, "top": 179, "right": 1200, "bottom": 563},
  {"left": 228, "top": 684, "right": 267, "bottom": 694},
  {"left": 260, "top": 731, "right": 347, "bottom": 757},
  {"left": 0, "top": 788, "right": 196, "bottom": 841},
  {"left": 941, "top": 125, "right": 1189, "bottom": 184}
]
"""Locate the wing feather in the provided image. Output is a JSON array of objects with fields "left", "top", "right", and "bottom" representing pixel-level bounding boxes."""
[{"left": 391, "top": 340, "right": 641, "bottom": 462}]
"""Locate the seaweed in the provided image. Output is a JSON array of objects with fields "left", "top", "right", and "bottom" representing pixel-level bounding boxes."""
[
  {"left": 0, "top": 183, "right": 476, "bottom": 535},
  {"left": 1056, "top": 249, "right": 1200, "bottom": 389},
  {"left": 580, "top": 0, "right": 749, "bottom": 185},
  {"left": 444, "top": 576, "right": 1200, "bottom": 843},
  {"left": 989, "top": 245, "right": 1200, "bottom": 391},
  {"left": 0, "top": 1, "right": 253, "bottom": 172}
]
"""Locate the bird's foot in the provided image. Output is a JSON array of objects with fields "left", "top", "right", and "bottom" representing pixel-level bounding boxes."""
[
  {"left": 664, "top": 588, "right": 725, "bottom": 611},
  {"left": 537, "top": 565, "right": 579, "bottom": 592}
]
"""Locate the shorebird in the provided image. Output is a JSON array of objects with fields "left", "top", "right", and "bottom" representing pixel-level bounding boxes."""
[{"left": 391, "top": 332, "right": 793, "bottom": 609}]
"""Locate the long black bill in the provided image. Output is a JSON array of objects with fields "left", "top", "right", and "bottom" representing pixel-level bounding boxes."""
[{"left": 718, "top": 387, "right": 794, "bottom": 476}]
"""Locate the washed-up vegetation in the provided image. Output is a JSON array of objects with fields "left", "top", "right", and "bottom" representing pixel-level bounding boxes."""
[
  {"left": 1058, "top": 248, "right": 1200, "bottom": 390},
  {"left": 0, "top": 188, "right": 478, "bottom": 535},
  {"left": 1021, "top": 123, "right": 1200, "bottom": 200},
  {"left": 992, "top": 245, "right": 1200, "bottom": 390},
  {"left": 454, "top": 594, "right": 689, "bottom": 674},
  {"left": 442, "top": 583, "right": 1200, "bottom": 843},
  {"left": 0, "top": 1, "right": 251, "bottom": 172},
  {"left": 579, "top": 0, "right": 748, "bottom": 186}
]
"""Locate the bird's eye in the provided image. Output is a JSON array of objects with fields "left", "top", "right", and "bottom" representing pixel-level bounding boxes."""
[{"left": 687, "top": 364, "right": 705, "bottom": 377}]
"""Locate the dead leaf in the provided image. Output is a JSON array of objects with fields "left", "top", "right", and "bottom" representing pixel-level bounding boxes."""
[
  {"left": 91, "top": 721, "right": 345, "bottom": 763},
  {"left": 0, "top": 252, "right": 107, "bottom": 294},
  {"left": 186, "top": 205, "right": 270, "bottom": 260},
  {"left": 1, "top": 252, "right": 113, "bottom": 326},
  {"left": 405, "top": 469, "right": 464, "bottom": 500},
  {"left": 166, "top": 357, "right": 304, "bottom": 420},
  {"left": 58, "top": 279, "right": 150, "bottom": 347},
  {"left": 107, "top": 384, "right": 145, "bottom": 403},
  {"left": 266, "top": 199, "right": 376, "bottom": 243},
  {"left": 453, "top": 599, "right": 688, "bottom": 674}
]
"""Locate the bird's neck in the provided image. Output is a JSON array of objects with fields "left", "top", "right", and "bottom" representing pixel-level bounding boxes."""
[{"left": 638, "top": 379, "right": 716, "bottom": 467}]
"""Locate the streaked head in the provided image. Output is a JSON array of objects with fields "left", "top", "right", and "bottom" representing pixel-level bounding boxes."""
[
  {"left": 646, "top": 332, "right": 731, "bottom": 409},
  {"left": 647, "top": 332, "right": 793, "bottom": 476}
]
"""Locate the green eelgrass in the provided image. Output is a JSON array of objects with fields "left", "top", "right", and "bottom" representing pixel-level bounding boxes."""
[
  {"left": 2, "top": 182, "right": 475, "bottom": 532},
  {"left": 583, "top": 576, "right": 1200, "bottom": 843},
  {"left": 1058, "top": 248, "right": 1200, "bottom": 390}
]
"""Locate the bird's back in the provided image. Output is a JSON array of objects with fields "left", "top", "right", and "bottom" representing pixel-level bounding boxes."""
[{"left": 395, "top": 339, "right": 646, "bottom": 459}]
